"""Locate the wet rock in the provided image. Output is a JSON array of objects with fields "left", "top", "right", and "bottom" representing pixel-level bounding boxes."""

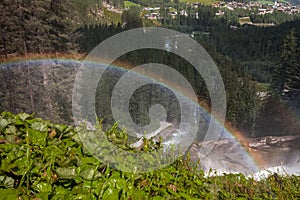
[
  {"left": 130, "top": 121, "right": 300, "bottom": 175},
  {"left": 189, "top": 135, "right": 300, "bottom": 175}
]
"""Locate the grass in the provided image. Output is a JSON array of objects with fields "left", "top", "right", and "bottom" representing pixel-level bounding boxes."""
[
  {"left": 258, "top": 0, "right": 275, "bottom": 5},
  {"left": 255, "top": 82, "right": 270, "bottom": 92},
  {"left": 239, "top": 16, "right": 252, "bottom": 25},
  {"left": 178, "top": 0, "right": 218, "bottom": 5},
  {"left": 258, "top": 0, "right": 287, "bottom": 5},
  {"left": 103, "top": 8, "right": 122, "bottom": 24},
  {"left": 124, "top": 0, "right": 141, "bottom": 8},
  {"left": 0, "top": 112, "right": 299, "bottom": 199}
]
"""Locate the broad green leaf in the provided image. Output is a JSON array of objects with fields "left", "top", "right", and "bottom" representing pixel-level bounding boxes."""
[
  {"left": 56, "top": 167, "right": 77, "bottom": 179},
  {"left": 0, "top": 188, "right": 18, "bottom": 200},
  {"left": 31, "top": 165, "right": 42, "bottom": 175},
  {"left": 54, "top": 186, "right": 70, "bottom": 195},
  {"left": 51, "top": 194, "right": 73, "bottom": 200},
  {"left": 31, "top": 122, "right": 48, "bottom": 132},
  {"left": 0, "top": 176, "right": 14, "bottom": 188},
  {"left": 90, "top": 180, "right": 103, "bottom": 196},
  {"left": 28, "top": 128, "right": 47, "bottom": 146},
  {"left": 80, "top": 169, "right": 101, "bottom": 180},
  {"left": 1, "top": 112, "right": 15, "bottom": 119},
  {"left": 73, "top": 194, "right": 97, "bottom": 200},
  {"left": 25, "top": 118, "right": 38, "bottom": 125},
  {"left": 102, "top": 187, "right": 119, "bottom": 200},
  {"left": 43, "top": 145, "right": 64, "bottom": 158},
  {"left": 0, "top": 161, "right": 17, "bottom": 174},
  {"left": 4, "top": 134, "right": 18, "bottom": 143},
  {"left": 78, "top": 156, "right": 99, "bottom": 166},
  {"left": 13, "top": 157, "right": 29, "bottom": 175},
  {"left": 15, "top": 118, "right": 24, "bottom": 126},
  {"left": 71, "top": 134, "right": 81, "bottom": 144},
  {"left": 151, "top": 196, "right": 165, "bottom": 200},
  {"left": 5, "top": 125, "right": 16, "bottom": 134},
  {"left": 0, "top": 119, "right": 9, "bottom": 130},
  {"left": 54, "top": 124, "right": 68, "bottom": 133},
  {"left": 33, "top": 182, "right": 52, "bottom": 193},
  {"left": 72, "top": 183, "right": 90, "bottom": 194},
  {"left": 115, "top": 178, "right": 127, "bottom": 190},
  {"left": 17, "top": 113, "right": 31, "bottom": 121},
  {"left": 35, "top": 192, "right": 49, "bottom": 200},
  {"left": 58, "top": 157, "right": 77, "bottom": 167},
  {"left": 65, "top": 140, "right": 77, "bottom": 148}
]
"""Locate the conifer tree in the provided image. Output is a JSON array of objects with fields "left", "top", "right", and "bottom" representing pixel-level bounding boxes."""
[
  {"left": 47, "top": 0, "right": 76, "bottom": 53},
  {"left": 121, "top": 6, "right": 143, "bottom": 29},
  {"left": 272, "top": 29, "right": 299, "bottom": 100}
]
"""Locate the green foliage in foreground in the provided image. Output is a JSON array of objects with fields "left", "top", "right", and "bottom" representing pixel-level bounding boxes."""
[{"left": 0, "top": 112, "right": 300, "bottom": 199}]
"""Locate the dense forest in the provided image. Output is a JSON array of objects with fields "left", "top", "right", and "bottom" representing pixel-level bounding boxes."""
[{"left": 0, "top": 0, "right": 300, "bottom": 137}]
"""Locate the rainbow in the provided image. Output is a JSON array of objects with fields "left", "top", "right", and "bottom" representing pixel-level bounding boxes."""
[{"left": 1, "top": 56, "right": 266, "bottom": 172}]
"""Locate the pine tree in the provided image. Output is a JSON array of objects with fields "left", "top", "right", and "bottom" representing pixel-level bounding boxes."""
[
  {"left": 121, "top": 6, "right": 143, "bottom": 29},
  {"left": 0, "top": 0, "right": 25, "bottom": 55},
  {"left": 284, "top": 31, "right": 300, "bottom": 94},
  {"left": 272, "top": 29, "right": 299, "bottom": 98},
  {"left": 47, "top": 0, "right": 77, "bottom": 53}
]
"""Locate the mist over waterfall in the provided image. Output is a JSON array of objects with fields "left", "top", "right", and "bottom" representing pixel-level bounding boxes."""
[{"left": 1, "top": 59, "right": 300, "bottom": 179}]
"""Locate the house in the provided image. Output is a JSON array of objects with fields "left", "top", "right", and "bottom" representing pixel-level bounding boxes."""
[
  {"left": 215, "top": 10, "right": 225, "bottom": 16},
  {"left": 258, "top": 8, "right": 267, "bottom": 15}
]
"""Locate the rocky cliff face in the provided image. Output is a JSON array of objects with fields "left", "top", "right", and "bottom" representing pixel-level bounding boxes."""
[{"left": 188, "top": 135, "right": 300, "bottom": 175}]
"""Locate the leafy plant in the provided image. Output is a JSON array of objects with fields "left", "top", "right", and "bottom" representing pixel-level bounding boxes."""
[{"left": 0, "top": 112, "right": 299, "bottom": 199}]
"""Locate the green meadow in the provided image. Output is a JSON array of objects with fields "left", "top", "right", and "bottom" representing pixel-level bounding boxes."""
[
  {"left": 178, "top": 0, "right": 218, "bottom": 5},
  {"left": 124, "top": 0, "right": 141, "bottom": 8}
]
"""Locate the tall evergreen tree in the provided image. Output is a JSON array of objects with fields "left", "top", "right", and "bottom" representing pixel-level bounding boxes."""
[
  {"left": 272, "top": 29, "right": 299, "bottom": 100},
  {"left": 47, "top": 0, "right": 77, "bottom": 53},
  {"left": 121, "top": 6, "right": 143, "bottom": 29}
]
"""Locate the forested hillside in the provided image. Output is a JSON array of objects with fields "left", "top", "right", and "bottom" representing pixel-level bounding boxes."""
[
  {"left": 0, "top": 0, "right": 299, "bottom": 137},
  {"left": 0, "top": 0, "right": 124, "bottom": 56}
]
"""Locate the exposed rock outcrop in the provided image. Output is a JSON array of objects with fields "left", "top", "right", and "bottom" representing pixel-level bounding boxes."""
[{"left": 189, "top": 135, "right": 300, "bottom": 175}]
